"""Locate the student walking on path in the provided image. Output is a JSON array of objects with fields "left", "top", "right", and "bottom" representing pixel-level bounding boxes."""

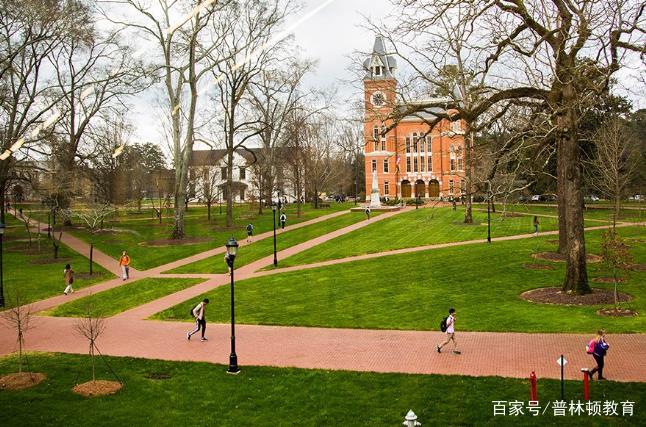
[
  {"left": 119, "top": 251, "right": 131, "bottom": 280},
  {"left": 279, "top": 212, "right": 287, "bottom": 230},
  {"left": 585, "top": 329, "right": 609, "bottom": 380},
  {"left": 437, "top": 308, "right": 461, "bottom": 355},
  {"left": 365, "top": 207, "right": 371, "bottom": 219},
  {"left": 63, "top": 264, "right": 75, "bottom": 295},
  {"left": 246, "top": 223, "right": 254, "bottom": 243},
  {"left": 187, "top": 298, "right": 209, "bottom": 342},
  {"left": 533, "top": 216, "right": 540, "bottom": 236}
]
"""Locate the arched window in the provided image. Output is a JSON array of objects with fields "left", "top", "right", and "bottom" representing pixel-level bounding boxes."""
[{"left": 412, "top": 133, "right": 418, "bottom": 152}]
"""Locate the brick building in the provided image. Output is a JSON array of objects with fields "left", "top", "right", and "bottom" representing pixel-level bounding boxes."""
[{"left": 363, "top": 36, "right": 466, "bottom": 200}]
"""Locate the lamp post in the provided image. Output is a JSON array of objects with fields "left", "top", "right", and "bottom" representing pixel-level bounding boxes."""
[
  {"left": 487, "top": 180, "right": 492, "bottom": 244},
  {"left": 0, "top": 222, "right": 5, "bottom": 307},
  {"left": 272, "top": 204, "right": 278, "bottom": 267},
  {"left": 225, "top": 237, "right": 239, "bottom": 374}
]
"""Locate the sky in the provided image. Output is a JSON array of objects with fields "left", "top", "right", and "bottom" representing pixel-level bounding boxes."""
[
  {"left": 131, "top": 0, "right": 395, "bottom": 148},
  {"left": 129, "top": 0, "right": 645, "bottom": 149}
]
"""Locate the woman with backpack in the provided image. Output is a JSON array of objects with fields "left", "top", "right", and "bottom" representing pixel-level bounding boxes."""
[
  {"left": 586, "top": 329, "right": 609, "bottom": 380},
  {"left": 63, "top": 264, "right": 75, "bottom": 295}
]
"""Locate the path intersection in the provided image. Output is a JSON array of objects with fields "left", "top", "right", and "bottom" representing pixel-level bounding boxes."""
[{"left": 1, "top": 208, "right": 644, "bottom": 383}]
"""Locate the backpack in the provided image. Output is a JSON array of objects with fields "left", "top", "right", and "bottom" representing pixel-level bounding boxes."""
[
  {"left": 586, "top": 339, "right": 595, "bottom": 354},
  {"left": 246, "top": 224, "right": 253, "bottom": 232},
  {"left": 189, "top": 306, "right": 195, "bottom": 317},
  {"left": 440, "top": 316, "right": 448, "bottom": 332}
]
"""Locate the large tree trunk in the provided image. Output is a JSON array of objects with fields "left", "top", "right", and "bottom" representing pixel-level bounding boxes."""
[
  {"left": 226, "top": 148, "right": 234, "bottom": 228},
  {"left": 557, "top": 135, "right": 568, "bottom": 255},
  {"left": 559, "top": 84, "right": 590, "bottom": 295}
]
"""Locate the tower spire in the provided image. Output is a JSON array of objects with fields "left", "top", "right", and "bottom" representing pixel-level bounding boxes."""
[{"left": 363, "top": 35, "right": 397, "bottom": 80}]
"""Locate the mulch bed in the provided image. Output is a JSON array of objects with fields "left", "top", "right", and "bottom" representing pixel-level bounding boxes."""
[
  {"left": 597, "top": 307, "right": 638, "bottom": 317},
  {"left": 0, "top": 372, "right": 46, "bottom": 390},
  {"left": 592, "top": 277, "right": 626, "bottom": 284},
  {"left": 30, "top": 256, "right": 72, "bottom": 265},
  {"left": 532, "top": 252, "right": 602, "bottom": 263},
  {"left": 520, "top": 287, "right": 632, "bottom": 306},
  {"left": 523, "top": 263, "right": 556, "bottom": 270},
  {"left": 630, "top": 264, "right": 646, "bottom": 272},
  {"left": 139, "top": 237, "right": 211, "bottom": 247},
  {"left": 72, "top": 380, "right": 122, "bottom": 397}
]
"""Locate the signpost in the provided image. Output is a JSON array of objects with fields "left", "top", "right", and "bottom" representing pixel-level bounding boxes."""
[{"left": 557, "top": 355, "right": 568, "bottom": 400}]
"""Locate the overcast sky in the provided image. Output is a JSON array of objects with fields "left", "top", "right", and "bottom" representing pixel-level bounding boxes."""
[{"left": 131, "top": 0, "right": 644, "bottom": 149}]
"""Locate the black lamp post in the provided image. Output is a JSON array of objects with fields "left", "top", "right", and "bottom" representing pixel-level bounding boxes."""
[
  {"left": 272, "top": 204, "right": 278, "bottom": 267},
  {"left": 0, "top": 222, "right": 5, "bottom": 307},
  {"left": 487, "top": 180, "right": 492, "bottom": 244},
  {"left": 225, "top": 236, "right": 239, "bottom": 374}
]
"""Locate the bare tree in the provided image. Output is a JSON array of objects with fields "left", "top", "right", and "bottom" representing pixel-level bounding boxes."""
[
  {"left": 75, "top": 297, "right": 106, "bottom": 382},
  {"left": 1, "top": 293, "right": 34, "bottom": 374},
  {"left": 600, "top": 230, "right": 633, "bottom": 310},
  {"left": 587, "top": 116, "right": 640, "bottom": 230},
  {"left": 74, "top": 204, "right": 115, "bottom": 274},
  {"left": 377, "top": 0, "right": 645, "bottom": 294}
]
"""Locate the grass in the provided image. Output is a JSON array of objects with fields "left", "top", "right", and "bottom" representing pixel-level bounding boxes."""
[
  {"left": 0, "top": 352, "right": 642, "bottom": 426},
  {"left": 64, "top": 203, "right": 353, "bottom": 270},
  {"left": 492, "top": 203, "right": 646, "bottom": 223},
  {"left": 165, "top": 211, "right": 375, "bottom": 274},
  {"left": 276, "top": 207, "right": 566, "bottom": 268},
  {"left": 0, "top": 216, "right": 113, "bottom": 309},
  {"left": 153, "top": 227, "right": 646, "bottom": 333},
  {"left": 42, "top": 278, "right": 203, "bottom": 318}
]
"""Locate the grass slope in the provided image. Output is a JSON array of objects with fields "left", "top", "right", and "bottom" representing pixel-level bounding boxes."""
[
  {"left": 165, "top": 211, "right": 373, "bottom": 274},
  {"left": 42, "top": 278, "right": 203, "bottom": 318},
  {"left": 153, "top": 227, "right": 646, "bottom": 333},
  {"left": 1, "top": 217, "right": 113, "bottom": 309},
  {"left": 0, "top": 353, "right": 642, "bottom": 426}
]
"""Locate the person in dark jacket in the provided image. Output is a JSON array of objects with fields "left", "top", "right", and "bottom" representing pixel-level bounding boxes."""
[{"left": 586, "top": 329, "right": 609, "bottom": 380}]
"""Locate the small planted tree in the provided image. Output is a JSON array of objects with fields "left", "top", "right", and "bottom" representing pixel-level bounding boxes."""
[
  {"left": 0, "top": 292, "right": 45, "bottom": 389},
  {"left": 600, "top": 230, "right": 633, "bottom": 311},
  {"left": 74, "top": 204, "right": 115, "bottom": 275}
]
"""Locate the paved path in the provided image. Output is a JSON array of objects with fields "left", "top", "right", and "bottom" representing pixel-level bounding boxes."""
[{"left": 1, "top": 209, "right": 644, "bottom": 383}]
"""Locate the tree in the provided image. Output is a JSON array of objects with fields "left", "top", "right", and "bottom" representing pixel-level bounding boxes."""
[
  {"left": 379, "top": 0, "right": 645, "bottom": 294},
  {"left": 74, "top": 203, "right": 115, "bottom": 275},
  {"left": 75, "top": 297, "right": 106, "bottom": 383},
  {"left": 587, "top": 116, "right": 640, "bottom": 229},
  {"left": 1, "top": 292, "right": 34, "bottom": 374},
  {"left": 210, "top": 0, "right": 294, "bottom": 227},
  {"left": 600, "top": 230, "right": 633, "bottom": 310}
]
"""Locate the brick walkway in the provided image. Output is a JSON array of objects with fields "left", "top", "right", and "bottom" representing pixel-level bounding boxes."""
[{"left": 1, "top": 209, "right": 644, "bottom": 383}]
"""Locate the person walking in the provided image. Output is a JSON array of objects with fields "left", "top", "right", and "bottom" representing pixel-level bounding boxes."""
[
  {"left": 279, "top": 212, "right": 287, "bottom": 230},
  {"left": 585, "top": 329, "right": 609, "bottom": 380},
  {"left": 365, "top": 206, "right": 371, "bottom": 219},
  {"left": 437, "top": 308, "right": 461, "bottom": 354},
  {"left": 246, "top": 223, "right": 254, "bottom": 243},
  {"left": 119, "top": 251, "right": 131, "bottom": 280},
  {"left": 63, "top": 264, "right": 75, "bottom": 295},
  {"left": 533, "top": 216, "right": 540, "bottom": 236},
  {"left": 187, "top": 298, "right": 210, "bottom": 341}
]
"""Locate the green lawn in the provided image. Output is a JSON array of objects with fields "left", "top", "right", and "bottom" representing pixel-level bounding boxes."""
[
  {"left": 0, "top": 217, "right": 113, "bottom": 309},
  {"left": 487, "top": 203, "right": 646, "bottom": 223},
  {"left": 42, "top": 278, "right": 203, "bottom": 318},
  {"left": 64, "top": 203, "right": 353, "bottom": 270},
  {"left": 165, "top": 211, "right": 375, "bottom": 274},
  {"left": 0, "top": 353, "right": 642, "bottom": 426},
  {"left": 276, "top": 207, "right": 565, "bottom": 268},
  {"left": 153, "top": 227, "right": 646, "bottom": 333}
]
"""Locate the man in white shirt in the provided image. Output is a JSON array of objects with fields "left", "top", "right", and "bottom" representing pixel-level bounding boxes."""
[
  {"left": 187, "top": 298, "right": 209, "bottom": 342},
  {"left": 437, "top": 308, "right": 461, "bottom": 354}
]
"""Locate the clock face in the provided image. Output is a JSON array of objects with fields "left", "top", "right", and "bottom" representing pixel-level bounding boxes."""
[{"left": 371, "top": 91, "right": 386, "bottom": 107}]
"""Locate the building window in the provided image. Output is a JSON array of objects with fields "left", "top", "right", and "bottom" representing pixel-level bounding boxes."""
[
  {"left": 406, "top": 157, "right": 411, "bottom": 172},
  {"left": 413, "top": 133, "right": 418, "bottom": 152},
  {"left": 373, "top": 126, "right": 379, "bottom": 141},
  {"left": 383, "top": 159, "right": 389, "bottom": 173},
  {"left": 406, "top": 137, "right": 411, "bottom": 153},
  {"left": 221, "top": 167, "right": 227, "bottom": 179},
  {"left": 413, "top": 157, "right": 418, "bottom": 172},
  {"left": 449, "top": 179, "right": 454, "bottom": 194},
  {"left": 460, "top": 180, "right": 466, "bottom": 195},
  {"left": 450, "top": 144, "right": 455, "bottom": 154},
  {"left": 458, "top": 157, "right": 464, "bottom": 171},
  {"left": 427, "top": 155, "right": 432, "bottom": 172},
  {"left": 384, "top": 181, "right": 389, "bottom": 195},
  {"left": 426, "top": 136, "right": 432, "bottom": 152},
  {"left": 371, "top": 159, "right": 377, "bottom": 172},
  {"left": 374, "top": 66, "right": 382, "bottom": 76},
  {"left": 420, "top": 156, "right": 425, "bottom": 172},
  {"left": 239, "top": 167, "right": 246, "bottom": 180},
  {"left": 381, "top": 138, "right": 386, "bottom": 151},
  {"left": 452, "top": 121, "right": 461, "bottom": 133},
  {"left": 240, "top": 189, "right": 245, "bottom": 200},
  {"left": 450, "top": 158, "right": 456, "bottom": 172}
]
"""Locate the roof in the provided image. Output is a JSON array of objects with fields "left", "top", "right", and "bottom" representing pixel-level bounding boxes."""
[
  {"left": 363, "top": 36, "right": 397, "bottom": 80},
  {"left": 189, "top": 149, "right": 259, "bottom": 167}
]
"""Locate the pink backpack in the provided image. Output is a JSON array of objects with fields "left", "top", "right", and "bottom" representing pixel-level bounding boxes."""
[{"left": 586, "top": 339, "right": 596, "bottom": 354}]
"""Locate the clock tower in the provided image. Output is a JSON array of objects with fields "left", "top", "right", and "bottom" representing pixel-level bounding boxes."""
[{"left": 363, "top": 36, "right": 398, "bottom": 200}]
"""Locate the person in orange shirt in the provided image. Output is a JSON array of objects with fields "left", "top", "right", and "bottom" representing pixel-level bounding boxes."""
[{"left": 119, "top": 251, "right": 131, "bottom": 280}]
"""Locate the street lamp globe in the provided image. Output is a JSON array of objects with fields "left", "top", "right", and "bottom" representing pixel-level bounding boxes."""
[{"left": 226, "top": 236, "right": 238, "bottom": 261}]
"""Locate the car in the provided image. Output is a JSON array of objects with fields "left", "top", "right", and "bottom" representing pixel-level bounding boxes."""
[
  {"left": 586, "top": 195, "right": 600, "bottom": 202},
  {"left": 530, "top": 195, "right": 542, "bottom": 202},
  {"left": 629, "top": 194, "right": 643, "bottom": 201}
]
